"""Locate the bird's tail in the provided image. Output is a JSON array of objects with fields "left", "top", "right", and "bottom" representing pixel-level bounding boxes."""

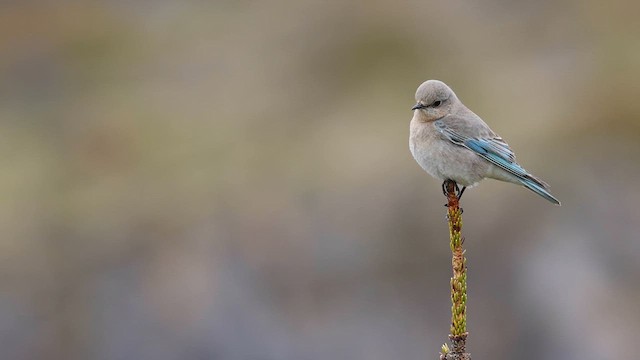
[{"left": 519, "top": 176, "right": 561, "bottom": 205}]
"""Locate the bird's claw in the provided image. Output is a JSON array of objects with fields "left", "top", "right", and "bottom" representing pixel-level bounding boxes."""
[
  {"left": 457, "top": 186, "right": 466, "bottom": 200},
  {"left": 442, "top": 180, "right": 466, "bottom": 201}
]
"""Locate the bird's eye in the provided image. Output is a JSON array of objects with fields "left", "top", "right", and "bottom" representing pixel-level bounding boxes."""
[{"left": 433, "top": 100, "right": 442, "bottom": 107}]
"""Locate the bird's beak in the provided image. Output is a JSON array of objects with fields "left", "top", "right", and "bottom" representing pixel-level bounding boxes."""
[{"left": 412, "top": 103, "right": 426, "bottom": 110}]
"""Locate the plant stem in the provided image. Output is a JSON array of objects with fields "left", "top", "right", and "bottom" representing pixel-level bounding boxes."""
[{"left": 440, "top": 180, "right": 470, "bottom": 360}]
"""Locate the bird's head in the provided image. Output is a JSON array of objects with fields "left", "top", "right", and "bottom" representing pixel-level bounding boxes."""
[{"left": 412, "top": 80, "right": 458, "bottom": 122}]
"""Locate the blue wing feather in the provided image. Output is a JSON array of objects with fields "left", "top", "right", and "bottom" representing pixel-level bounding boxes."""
[
  {"left": 464, "top": 139, "right": 528, "bottom": 178},
  {"left": 433, "top": 118, "right": 560, "bottom": 205},
  {"left": 435, "top": 121, "right": 547, "bottom": 188}
]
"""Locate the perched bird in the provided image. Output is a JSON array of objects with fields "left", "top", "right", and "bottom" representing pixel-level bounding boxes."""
[{"left": 409, "top": 80, "right": 560, "bottom": 205}]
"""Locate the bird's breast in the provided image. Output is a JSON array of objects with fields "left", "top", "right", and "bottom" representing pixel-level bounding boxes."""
[
  {"left": 409, "top": 119, "right": 488, "bottom": 186},
  {"left": 409, "top": 120, "right": 445, "bottom": 177}
]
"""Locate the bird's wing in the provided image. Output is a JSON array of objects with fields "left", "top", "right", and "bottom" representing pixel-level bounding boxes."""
[{"left": 434, "top": 116, "right": 548, "bottom": 188}]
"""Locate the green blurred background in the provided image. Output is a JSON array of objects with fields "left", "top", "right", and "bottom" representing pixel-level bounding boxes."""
[{"left": 2, "top": 1, "right": 640, "bottom": 359}]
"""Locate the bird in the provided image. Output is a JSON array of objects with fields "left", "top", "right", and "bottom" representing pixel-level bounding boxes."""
[{"left": 409, "top": 80, "right": 560, "bottom": 205}]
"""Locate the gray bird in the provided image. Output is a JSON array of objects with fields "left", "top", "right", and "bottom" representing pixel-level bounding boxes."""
[{"left": 409, "top": 80, "right": 560, "bottom": 205}]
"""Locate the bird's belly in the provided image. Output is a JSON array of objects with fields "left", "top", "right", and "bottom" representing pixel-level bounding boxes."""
[{"left": 410, "top": 136, "right": 487, "bottom": 187}]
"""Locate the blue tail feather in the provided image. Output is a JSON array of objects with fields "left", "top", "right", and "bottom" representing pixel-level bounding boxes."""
[{"left": 520, "top": 178, "right": 561, "bottom": 205}]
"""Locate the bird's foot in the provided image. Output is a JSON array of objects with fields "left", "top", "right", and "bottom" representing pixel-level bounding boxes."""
[
  {"left": 442, "top": 180, "right": 465, "bottom": 209},
  {"left": 457, "top": 186, "right": 466, "bottom": 200},
  {"left": 442, "top": 180, "right": 459, "bottom": 196},
  {"left": 442, "top": 180, "right": 466, "bottom": 199},
  {"left": 441, "top": 181, "right": 449, "bottom": 197}
]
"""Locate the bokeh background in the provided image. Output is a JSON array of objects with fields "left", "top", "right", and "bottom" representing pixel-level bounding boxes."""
[{"left": 2, "top": 1, "right": 640, "bottom": 359}]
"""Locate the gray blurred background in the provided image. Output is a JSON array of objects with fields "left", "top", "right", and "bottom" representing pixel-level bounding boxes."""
[{"left": 2, "top": 1, "right": 639, "bottom": 359}]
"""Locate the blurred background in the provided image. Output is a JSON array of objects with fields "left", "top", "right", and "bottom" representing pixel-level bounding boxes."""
[{"left": 2, "top": 1, "right": 639, "bottom": 359}]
